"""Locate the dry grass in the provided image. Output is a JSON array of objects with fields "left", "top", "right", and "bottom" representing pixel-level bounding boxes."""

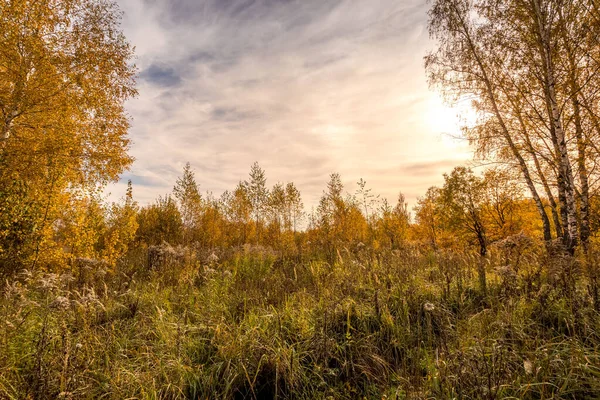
[{"left": 1, "top": 244, "right": 599, "bottom": 399}]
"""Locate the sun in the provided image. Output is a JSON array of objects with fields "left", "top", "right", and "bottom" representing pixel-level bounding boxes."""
[{"left": 426, "top": 95, "right": 478, "bottom": 138}]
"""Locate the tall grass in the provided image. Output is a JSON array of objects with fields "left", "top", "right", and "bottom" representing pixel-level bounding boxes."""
[{"left": 1, "top": 243, "right": 599, "bottom": 399}]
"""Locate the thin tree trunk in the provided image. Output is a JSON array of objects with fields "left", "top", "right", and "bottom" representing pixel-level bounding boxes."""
[
  {"left": 572, "top": 96, "right": 590, "bottom": 250},
  {"left": 560, "top": 12, "right": 591, "bottom": 251},
  {"left": 475, "top": 220, "right": 487, "bottom": 297},
  {"left": 531, "top": 0, "right": 579, "bottom": 252},
  {"left": 557, "top": 175, "right": 570, "bottom": 246}
]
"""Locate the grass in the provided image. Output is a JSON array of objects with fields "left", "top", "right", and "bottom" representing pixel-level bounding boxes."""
[{"left": 1, "top": 243, "right": 599, "bottom": 399}]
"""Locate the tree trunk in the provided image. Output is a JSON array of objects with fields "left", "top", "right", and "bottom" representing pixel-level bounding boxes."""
[
  {"left": 561, "top": 17, "right": 591, "bottom": 252},
  {"left": 476, "top": 222, "right": 487, "bottom": 297},
  {"left": 532, "top": 0, "right": 579, "bottom": 253},
  {"left": 572, "top": 97, "right": 590, "bottom": 250}
]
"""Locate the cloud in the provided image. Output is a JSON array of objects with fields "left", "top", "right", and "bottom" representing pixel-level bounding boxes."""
[
  {"left": 110, "top": 0, "right": 473, "bottom": 211},
  {"left": 140, "top": 64, "right": 182, "bottom": 87},
  {"left": 402, "top": 160, "right": 467, "bottom": 177},
  {"left": 210, "top": 106, "right": 262, "bottom": 122}
]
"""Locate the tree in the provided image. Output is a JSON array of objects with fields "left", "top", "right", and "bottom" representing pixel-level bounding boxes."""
[
  {"left": 440, "top": 168, "right": 487, "bottom": 256},
  {"left": 315, "top": 174, "right": 344, "bottom": 263},
  {"left": 268, "top": 183, "right": 287, "bottom": 237},
  {"left": 261, "top": 181, "right": 304, "bottom": 254},
  {"left": 285, "top": 182, "right": 303, "bottom": 233},
  {"left": 315, "top": 173, "right": 368, "bottom": 262},
  {"left": 425, "top": 0, "right": 553, "bottom": 244},
  {"left": 136, "top": 196, "right": 182, "bottom": 246},
  {"left": 376, "top": 193, "right": 410, "bottom": 249},
  {"left": 102, "top": 180, "right": 139, "bottom": 266},
  {"left": 0, "top": 176, "right": 42, "bottom": 277},
  {"left": 0, "top": 0, "right": 136, "bottom": 271},
  {"left": 414, "top": 187, "right": 443, "bottom": 250},
  {"left": 425, "top": 0, "right": 600, "bottom": 254},
  {"left": 197, "top": 192, "right": 225, "bottom": 248},
  {"left": 480, "top": 168, "right": 524, "bottom": 241},
  {"left": 356, "top": 179, "right": 378, "bottom": 224},
  {"left": 438, "top": 167, "right": 489, "bottom": 295},
  {"left": 356, "top": 178, "right": 379, "bottom": 243},
  {"left": 0, "top": 0, "right": 135, "bottom": 180},
  {"left": 246, "top": 162, "right": 269, "bottom": 243},
  {"left": 317, "top": 174, "right": 344, "bottom": 239},
  {"left": 222, "top": 182, "right": 253, "bottom": 246},
  {"left": 173, "top": 162, "right": 203, "bottom": 243},
  {"left": 56, "top": 190, "right": 107, "bottom": 261}
]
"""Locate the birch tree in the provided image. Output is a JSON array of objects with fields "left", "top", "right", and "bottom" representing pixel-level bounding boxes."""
[
  {"left": 426, "top": 0, "right": 554, "bottom": 243},
  {"left": 246, "top": 162, "right": 269, "bottom": 243},
  {"left": 426, "top": 0, "right": 600, "bottom": 254},
  {"left": 0, "top": 0, "right": 136, "bottom": 271}
]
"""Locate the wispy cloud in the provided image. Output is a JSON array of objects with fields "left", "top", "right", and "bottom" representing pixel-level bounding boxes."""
[
  {"left": 109, "top": 0, "right": 472, "bottom": 209},
  {"left": 139, "top": 63, "right": 182, "bottom": 87}
]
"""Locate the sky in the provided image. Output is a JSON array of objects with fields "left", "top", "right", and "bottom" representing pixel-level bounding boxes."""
[{"left": 108, "top": 0, "right": 473, "bottom": 211}]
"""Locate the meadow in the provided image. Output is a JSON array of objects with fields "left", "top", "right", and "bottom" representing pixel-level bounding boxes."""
[{"left": 1, "top": 240, "right": 599, "bottom": 399}]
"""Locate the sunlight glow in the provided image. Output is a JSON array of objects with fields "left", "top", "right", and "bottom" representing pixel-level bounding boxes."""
[{"left": 426, "top": 96, "right": 478, "bottom": 151}]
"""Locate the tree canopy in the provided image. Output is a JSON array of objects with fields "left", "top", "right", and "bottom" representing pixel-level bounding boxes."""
[{"left": 0, "top": 0, "right": 136, "bottom": 273}]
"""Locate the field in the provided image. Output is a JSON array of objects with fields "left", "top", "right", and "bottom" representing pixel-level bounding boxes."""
[{"left": 1, "top": 243, "right": 599, "bottom": 399}]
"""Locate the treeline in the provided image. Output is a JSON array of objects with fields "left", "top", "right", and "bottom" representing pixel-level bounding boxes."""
[
  {"left": 7, "top": 157, "right": 593, "bottom": 279},
  {"left": 128, "top": 162, "right": 599, "bottom": 262},
  {"left": 5, "top": 152, "right": 600, "bottom": 281}
]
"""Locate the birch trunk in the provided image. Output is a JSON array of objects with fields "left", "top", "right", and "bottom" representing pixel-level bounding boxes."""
[
  {"left": 531, "top": 0, "right": 579, "bottom": 252},
  {"left": 561, "top": 14, "right": 591, "bottom": 251}
]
